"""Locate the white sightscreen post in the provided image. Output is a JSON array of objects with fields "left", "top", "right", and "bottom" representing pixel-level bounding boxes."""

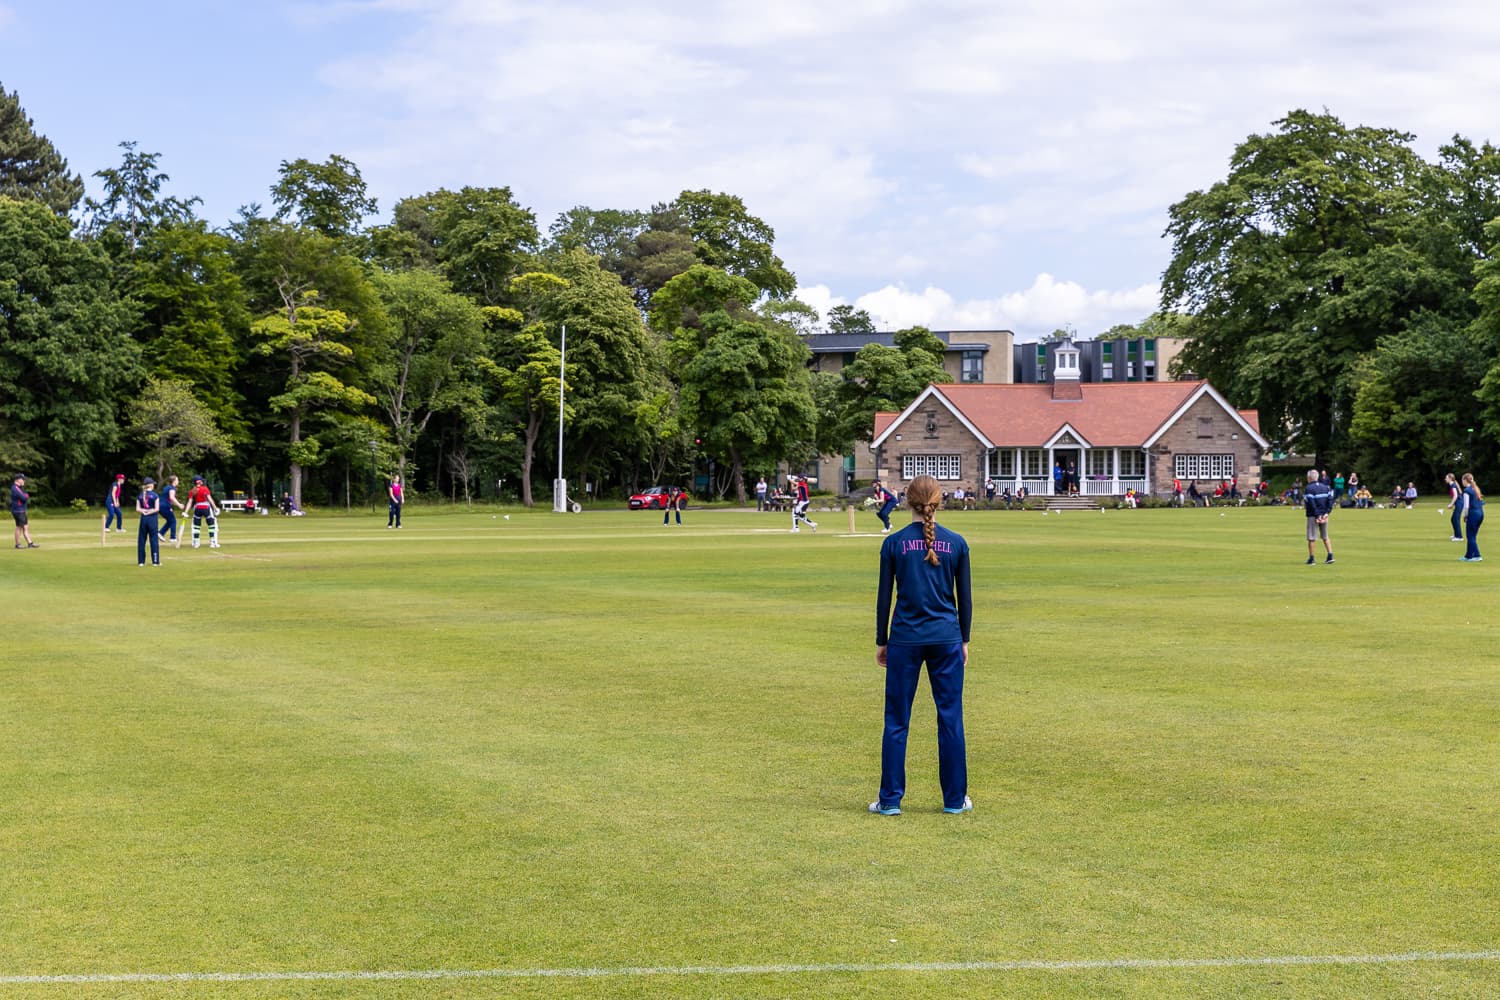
[{"left": 553, "top": 323, "right": 567, "bottom": 513}]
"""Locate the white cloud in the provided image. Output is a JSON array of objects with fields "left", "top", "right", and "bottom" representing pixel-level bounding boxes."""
[
  {"left": 798, "top": 274, "right": 1161, "bottom": 340},
  {"left": 293, "top": 0, "right": 1500, "bottom": 311}
]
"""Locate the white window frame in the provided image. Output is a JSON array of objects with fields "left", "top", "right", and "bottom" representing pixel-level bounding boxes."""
[
  {"left": 902, "top": 454, "right": 962, "bottom": 480},
  {"left": 994, "top": 450, "right": 1015, "bottom": 477},
  {"left": 1086, "top": 450, "right": 1113, "bottom": 477},
  {"left": 1120, "top": 449, "right": 1146, "bottom": 478},
  {"left": 1173, "top": 454, "right": 1236, "bottom": 480},
  {"left": 1021, "top": 449, "right": 1046, "bottom": 477}
]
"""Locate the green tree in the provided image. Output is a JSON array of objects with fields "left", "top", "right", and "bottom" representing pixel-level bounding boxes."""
[
  {"left": 378, "top": 186, "right": 539, "bottom": 306},
  {"left": 1162, "top": 110, "right": 1458, "bottom": 463},
  {"left": 544, "top": 206, "right": 645, "bottom": 275},
  {"left": 481, "top": 272, "right": 572, "bottom": 507},
  {"left": 251, "top": 300, "right": 376, "bottom": 505},
  {"left": 619, "top": 224, "right": 700, "bottom": 312},
  {"left": 671, "top": 190, "right": 796, "bottom": 298},
  {"left": 651, "top": 266, "right": 813, "bottom": 501},
  {"left": 677, "top": 313, "right": 815, "bottom": 501},
  {"left": 370, "top": 269, "right": 487, "bottom": 475},
  {"left": 127, "top": 377, "right": 233, "bottom": 480},
  {"left": 270, "top": 154, "right": 378, "bottom": 239},
  {"left": 0, "top": 197, "right": 141, "bottom": 484},
  {"left": 0, "top": 83, "right": 84, "bottom": 215},
  {"left": 539, "top": 249, "right": 664, "bottom": 494},
  {"left": 826, "top": 304, "right": 876, "bottom": 336},
  {"left": 129, "top": 221, "right": 250, "bottom": 440},
  {"left": 758, "top": 297, "right": 821, "bottom": 338},
  {"left": 1468, "top": 216, "right": 1500, "bottom": 473},
  {"left": 81, "top": 142, "right": 200, "bottom": 252},
  {"left": 836, "top": 326, "right": 951, "bottom": 447}
]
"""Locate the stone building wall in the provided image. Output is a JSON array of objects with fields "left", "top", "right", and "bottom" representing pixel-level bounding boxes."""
[
  {"left": 1148, "top": 395, "right": 1264, "bottom": 496},
  {"left": 876, "top": 402, "right": 989, "bottom": 492}
]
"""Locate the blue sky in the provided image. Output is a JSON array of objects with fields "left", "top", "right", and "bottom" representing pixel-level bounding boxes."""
[{"left": 3, "top": 0, "right": 1497, "bottom": 339}]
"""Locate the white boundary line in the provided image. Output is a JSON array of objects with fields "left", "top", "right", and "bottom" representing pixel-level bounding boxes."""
[{"left": 5, "top": 950, "right": 1498, "bottom": 984}]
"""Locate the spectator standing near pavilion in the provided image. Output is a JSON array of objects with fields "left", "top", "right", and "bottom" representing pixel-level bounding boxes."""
[
  {"left": 755, "top": 476, "right": 768, "bottom": 511},
  {"left": 1459, "top": 473, "right": 1485, "bottom": 562},
  {"left": 11, "top": 473, "right": 38, "bottom": 549},
  {"left": 1304, "top": 469, "right": 1335, "bottom": 565},
  {"left": 870, "top": 474, "right": 973, "bottom": 817}
]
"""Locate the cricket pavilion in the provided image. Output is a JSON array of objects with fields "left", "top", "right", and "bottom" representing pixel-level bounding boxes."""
[{"left": 869, "top": 340, "right": 1268, "bottom": 501}]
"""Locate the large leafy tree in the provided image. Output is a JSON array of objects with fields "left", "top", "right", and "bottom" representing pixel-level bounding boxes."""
[
  {"left": 651, "top": 265, "right": 814, "bottom": 502},
  {"left": 270, "top": 154, "right": 378, "bottom": 239},
  {"left": 377, "top": 186, "right": 539, "bottom": 306},
  {"left": 544, "top": 206, "right": 645, "bottom": 276},
  {"left": 480, "top": 272, "right": 572, "bottom": 508},
  {"left": 826, "top": 304, "right": 876, "bottom": 336},
  {"left": 671, "top": 190, "right": 796, "bottom": 298},
  {"left": 81, "top": 142, "right": 200, "bottom": 252},
  {"left": 836, "top": 327, "right": 951, "bottom": 449},
  {"left": 1162, "top": 110, "right": 1460, "bottom": 464},
  {"left": 0, "top": 197, "right": 141, "bottom": 484},
  {"left": 127, "top": 377, "right": 233, "bottom": 481},
  {"left": 370, "top": 269, "right": 487, "bottom": 476},
  {"left": 1468, "top": 217, "right": 1500, "bottom": 472},
  {"left": 0, "top": 83, "right": 84, "bottom": 215},
  {"left": 251, "top": 301, "right": 375, "bottom": 505},
  {"left": 1348, "top": 311, "right": 1489, "bottom": 486},
  {"left": 539, "top": 248, "right": 664, "bottom": 494},
  {"left": 129, "top": 221, "right": 250, "bottom": 440}
]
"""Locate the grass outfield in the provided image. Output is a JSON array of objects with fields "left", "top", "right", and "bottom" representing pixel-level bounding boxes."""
[{"left": 1, "top": 502, "right": 1496, "bottom": 999}]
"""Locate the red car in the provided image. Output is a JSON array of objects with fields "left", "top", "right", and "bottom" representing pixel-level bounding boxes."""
[{"left": 628, "top": 486, "right": 689, "bottom": 510}]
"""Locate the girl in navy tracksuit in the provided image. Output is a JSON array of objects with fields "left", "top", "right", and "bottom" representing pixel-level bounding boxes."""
[
  {"left": 871, "top": 474, "right": 973, "bottom": 816},
  {"left": 1460, "top": 473, "right": 1485, "bottom": 562}
]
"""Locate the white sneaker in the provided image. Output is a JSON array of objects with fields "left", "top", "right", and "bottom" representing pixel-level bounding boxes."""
[
  {"left": 210, "top": 541, "right": 220, "bottom": 548},
  {"left": 881, "top": 527, "right": 890, "bottom": 533},
  {"left": 808, "top": 521, "right": 817, "bottom": 532},
  {"left": 943, "top": 796, "right": 973, "bottom": 814},
  {"left": 192, "top": 542, "right": 199, "bottom": 549},
  {"left": 790, "top": 527, "right": 800, "bottom": 533}
]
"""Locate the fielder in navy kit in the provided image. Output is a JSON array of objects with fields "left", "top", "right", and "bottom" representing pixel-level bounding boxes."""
[
  {"left": 136, "top": 477, "right": 162, "bottom": 566},
  {"left": 871, "top": 474, "right": 973, "bottom": 816},
  {"left": 105, "top": 473, "right": 125, "bottom": 531},
  {"left": 160, "top": 475, "right": 183, "bottom": 542}
]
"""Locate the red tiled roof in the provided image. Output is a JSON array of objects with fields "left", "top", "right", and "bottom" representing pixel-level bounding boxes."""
[
  {"left": 873, "top": 411, "right": 899, "bottom": 440},
  {"left": 929, "top": 381, "right": 1211, "bottom": 446},
  {"left": 1238, "top": 409, "right": 1261, "bottom": 434}
]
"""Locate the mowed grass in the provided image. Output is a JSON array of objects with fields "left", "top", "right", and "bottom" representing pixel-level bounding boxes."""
[{"left": 1, "top": 501, "right": 1497, "bottom": 999}]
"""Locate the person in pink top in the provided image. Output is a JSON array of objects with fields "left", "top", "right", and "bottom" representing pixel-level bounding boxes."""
[{"left": 387, "top": 474, "right": 404, "bottom": 528}]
